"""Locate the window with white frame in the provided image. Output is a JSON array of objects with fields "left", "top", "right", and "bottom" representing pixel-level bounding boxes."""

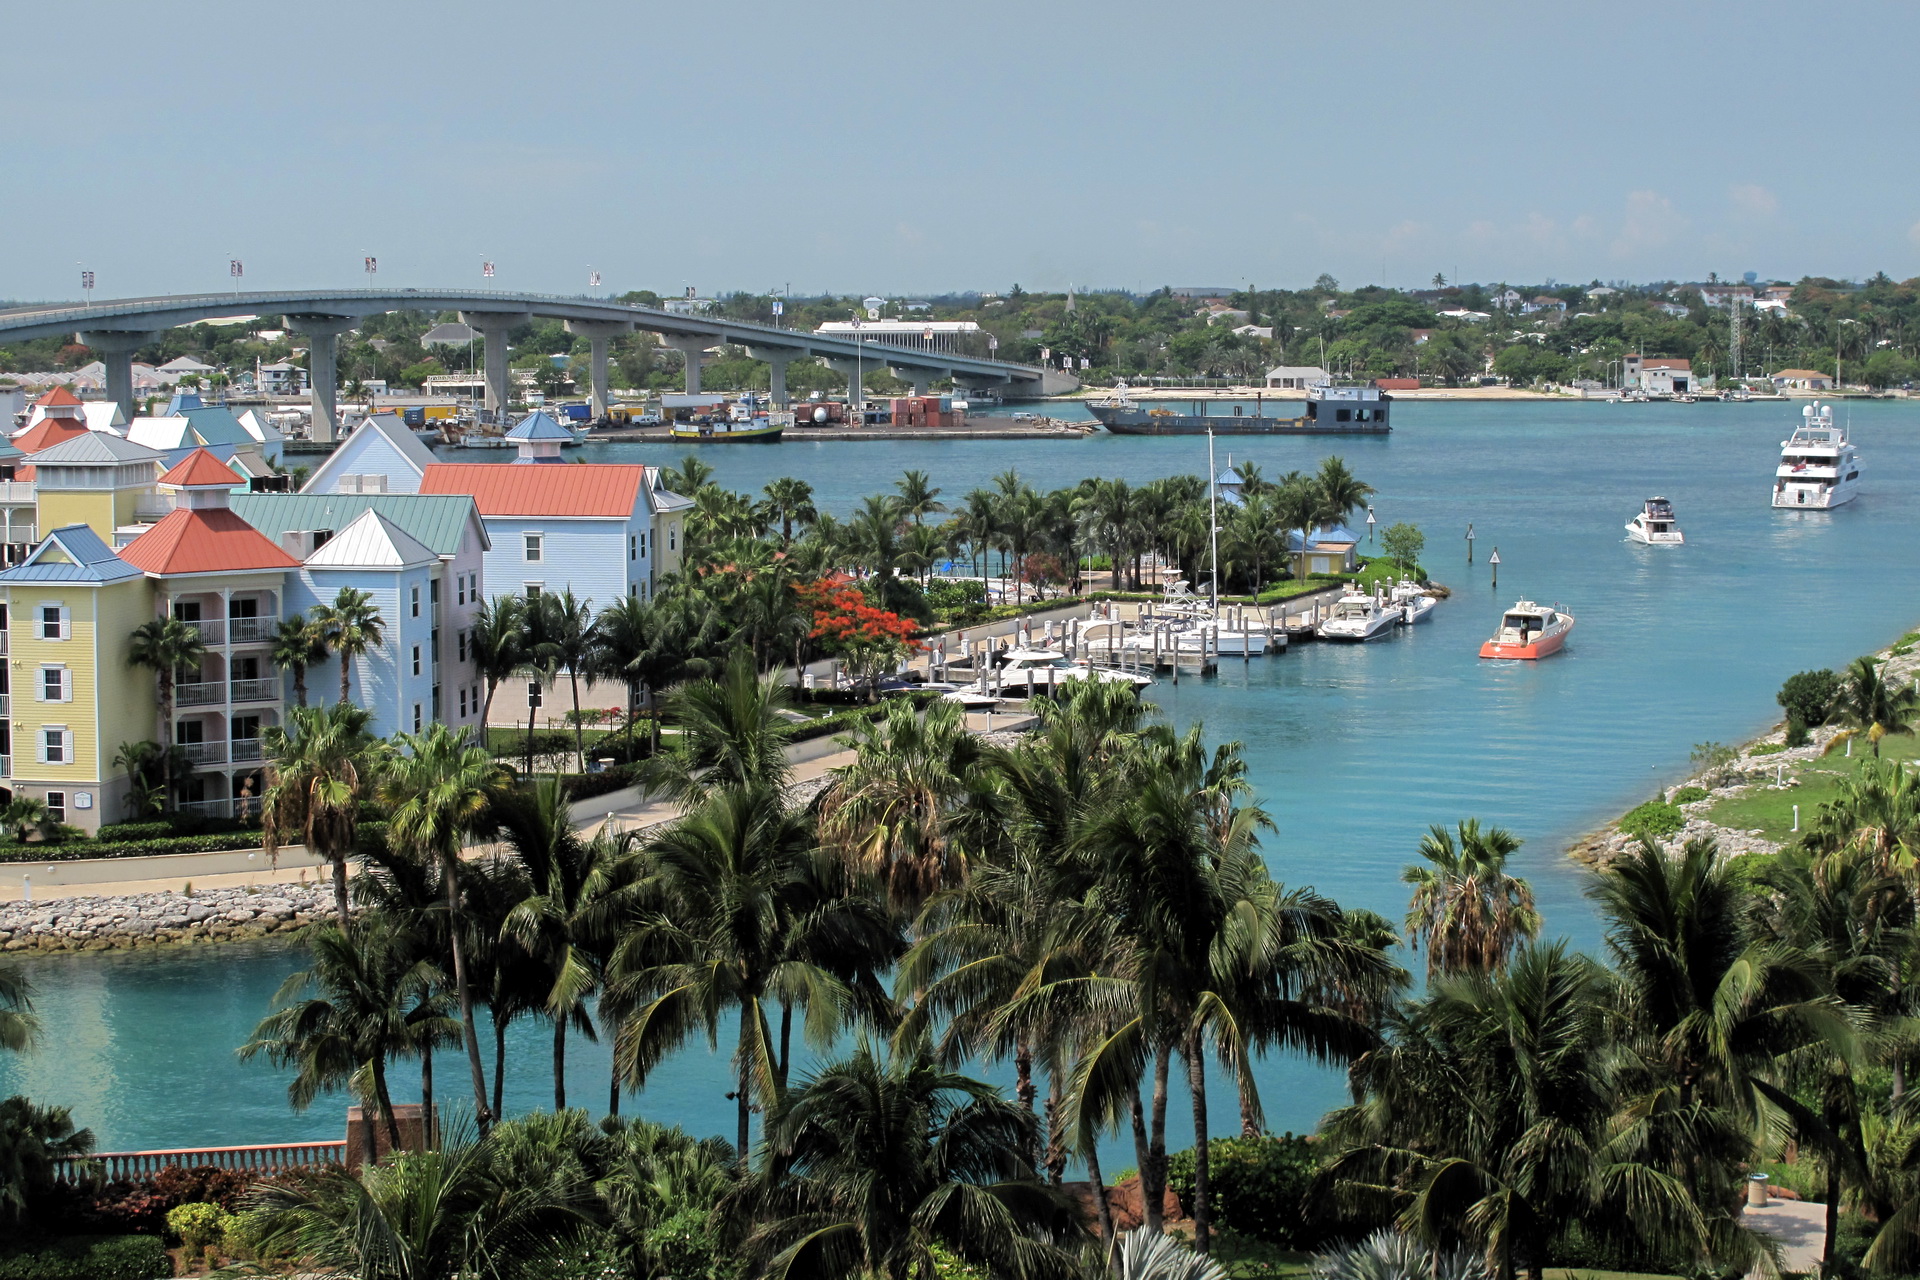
[
  {"left": 40, "top": 727, "right": 68, "bottom": 765},
  {"left": 410, "top": 585, "right": 421, "bottom": 618},
  {"left": 412, "top": 703, "right": 423, "bottom": 733},
  {"left": 39, "top": 665, "right": 67, "bottom": 702},
  {"left": 44, "top": 790, "right": 65, "bottom": 822},
  {"left": 456, "top": 576, "right": 467, "bottom": 606},
  {"left": 38, "top": 604, "right": 67, "bottom": 640},
  {"left": 524, "top": 534, "right": 543, "bottom": 562},
  {"left": 525, "top": 583, "right": 543, "bottom": 600},
  {"left": 412, "top": 645, "right": 422, "bottom": 677},
  {"left": 668, "top": 525, "right": 677, "bottom": 551}
]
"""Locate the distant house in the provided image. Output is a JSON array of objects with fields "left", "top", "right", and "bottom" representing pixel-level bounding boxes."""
[
  {"left": 1771, "top": 368, "right": 1833, "bottom": 391},
  {"left": 155, "top": 356, "right": 217, "bottom": 385},
  {"left": 1654, "top": 302, "right": 1691, "bottom": 318},
  {"left": 1202, "top": 306, "right": 1252, "bottom": 326},
  {"left": 1522, "top": 296, "right": 1567, "bottom": 314},
  {"left": 301, "top": 412, "right": 437, "bottom": 495},
  {"left": 1490, "top": 289, "right": 1522, "bottom": 309},
  {"left": 1753, "top": 298, "right": 1791, "bottom": 316},
  {"left": 257, "top": 363, "right": 307, "bottom": 394},
  {"left": 1408, "top": 329, "right": 1433, "bottom": 345},
  {"left": 1762, "top": 284, "right": 1795, "bottom": 304},
  {"left": 1584, "top": 286, "right": 1619, "bottom": 300},
  {"left": 1231, "top": 325, "right": 1275, "bottom": 340},
  {"left": 1287, "top": 522, "right": 1361, "bottom": 575},
  {"left": 1265, "top": 365, "right": 1330, "bottom": 389},
  {"left": 421, "top": 322, "right": 478, "bottom": 348},
  {"left": 1624, "top": 355, "right": 1692, "bottom": 394},
  {"left": 1438, "top": 309, "right": 1491, "bottom": 322},
  {"left": 1698, "top": 284, "right": 1755, "bottom": 309}
]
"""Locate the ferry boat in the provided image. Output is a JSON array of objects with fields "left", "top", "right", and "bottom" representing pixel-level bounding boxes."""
[
  {"left": 670, "top": 409, "right": 791, "bottom": 443},
  {"left": 1479, "top": 602, "right": 1574, "bottom": 660},
  {"left": 1086, "top": 384, "right": 1392, "bottom": 436},
  {"left": 1317, "top": 589, "right": 1401, "bottom": 642},
  {"left": 1773, "top": 402, "right": 1859, "bottom": 509},
  {"left": 1625, "top": 497, "right": 1684, "bottom": 545}
]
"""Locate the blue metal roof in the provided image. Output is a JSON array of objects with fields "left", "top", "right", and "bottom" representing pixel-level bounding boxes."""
[
  {"left": 0, "top": 524, "right": 142, "bottom": 584},
  {"left": 178, "top": 406, "right": 257, "bottom": 448},
  {"left": 165, "top": 391, "right": 204, "bottom": 414},
  {"left": 504, "top": 410, "right": 573, "bottom": 442}
]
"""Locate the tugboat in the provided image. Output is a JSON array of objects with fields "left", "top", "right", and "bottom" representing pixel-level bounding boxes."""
[
  {"left": 1773, "top": 402, "right": 1860, "bottom": 509},
  {"left": 1478, "top": 602, "right": 1574, "bottom": 660},
  {"left": 1086, "top": 384, "right": 1392, "bottom": 435},
  {"left": 1625, "top": 497, "right": 1684, "bottom": 545}
]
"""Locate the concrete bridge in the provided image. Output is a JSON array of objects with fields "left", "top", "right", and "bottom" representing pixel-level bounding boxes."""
[{"left": 0, "top": 289, "right": 1077, "bottom": 440}]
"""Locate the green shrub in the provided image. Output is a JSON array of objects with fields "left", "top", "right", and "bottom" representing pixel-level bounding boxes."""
[
  {"left": 1785, "top": 715, "right": 1811, "bottom": 748},
  {"left": 1778, "top": 668, "right": 1842, "bottom": 729},
  {"left": 165, "top": 1201, "right": 229, "bottom": 1254},
  {"left": 93, "top": 822, "right": 174, "bottom": 842},
  {"left": 925, "top": 579, "right": 987, "bottom": 611},
  {"left": 0, "top": 1235, "right": 170, "bottom": 1280},
  {"left": 1164, "top": 1133, "right": 1328, "bottom": 1249},
  {"left": 0, "top": 832, "right": 260, "bottom": 864},
  {"left": 1619, "top": 799, "right": 1686, "bottom": 840},
  {"left": 1670, "top": 786, "right": 1709, "bottom": 804},
  {"left": 1750, "top": 742, "right": 1788, "bottom": 757}
]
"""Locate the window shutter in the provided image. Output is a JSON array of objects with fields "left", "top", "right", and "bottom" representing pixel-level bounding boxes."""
[
  {"left": 58, "top": 606, "right": 70, "bottom": 639},
  {"left": 35, "top": 733, "right": 46, "bottom": 764}
]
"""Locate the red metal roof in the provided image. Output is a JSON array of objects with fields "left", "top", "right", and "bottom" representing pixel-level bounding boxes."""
[
  {"left": 419, "top": 463, "right": 644, "bottom": 517},
  {"left": 159, "top": 448, "right": 243, "bottom": 488},
  {"left": 13, "top": 419, "right": 91, "bottom": 454},
  {"left": 119, "top": 508, "right": 303, "bottom": 576},
  {"left": 34, "top": 386, "right": 82, "bottom": 407}
]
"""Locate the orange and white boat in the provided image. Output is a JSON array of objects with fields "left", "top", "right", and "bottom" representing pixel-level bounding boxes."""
[{"left": 1478, "top": 601, "right": 1574, "bottom": 660}]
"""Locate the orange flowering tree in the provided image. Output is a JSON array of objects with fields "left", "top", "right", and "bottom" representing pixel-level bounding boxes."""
[{"left": 796, "top": 577, "right": 921, "bottom": 698}]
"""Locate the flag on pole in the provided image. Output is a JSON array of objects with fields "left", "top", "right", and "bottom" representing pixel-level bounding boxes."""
[
  {"left": 230, "top": 260, "right": 242, "bottom": 279},
  {"left": 364, "top": 256, "right": 377, "bottom": 274},
  {"left": 772, "top": 299, "right": 783, "bottom": 316},
  {"left": 482, "top": 261, "right": 495, "bottom": 278},
  {"left": 589, "top": 270, "right": 601, "bottom": 288},
  {"left": 81, "top": 270, "right": 94, "bottom": 290}
]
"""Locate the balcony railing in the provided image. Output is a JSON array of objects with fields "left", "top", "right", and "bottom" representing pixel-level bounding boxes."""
[
  {"left": 176, "top": 741, "right": 227, "bottom": 766},
  {"left": 228, "top": 616, "right": 278, "bottom": 643},
  {"left": 179, "top": 618, "right": 225, "bottom": 645},
  {"left": 175, "top": 797, "right": 233, "bottom": 818},
  {"left": 229, "top": 678, "right": 280, "bottom": 704},
  {"left": 0, "top": 694, "right": 9, "bottom": 716},
  {"left": 0, "top": 481, "right": 36, "bottom": 503},
  {"left": 56, "top": 1141, "right": 345, "bottom": 1184},
  {"left": 0, "top": 756, "right": 11, "bottom": 778},
  {"left": 230, "top": 738, "right": 264, "bottom": 763},
  {"left": 175, "top": 681, "right": 223, "bottom": 707}
]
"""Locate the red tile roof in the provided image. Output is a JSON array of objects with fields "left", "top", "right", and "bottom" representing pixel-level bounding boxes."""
[
  {"left": 34, "top": 386, "right": 82, "bottom": 407},
  {"left": 419, "top": 463, "right": 644, "bottom": 517},
  {"left": 119, "top": 509, "right": 303, "bottom": 576},
  {"left": 159, "top": 448, "right": 243, "bottom": 488},
  {"left": 1642, "top": 358, "right": 1691, "bottom": 370},
  {"left": 13, "top": 419, "right": 91, "bottom": 454}
]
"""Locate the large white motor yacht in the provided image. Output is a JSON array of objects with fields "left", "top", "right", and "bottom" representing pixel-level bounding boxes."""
[
  {"left": 1773, "top": 402, "right": 1860, "bottom": 509},
  {"left": 1625, "top": 496, "right": 1684, "bottom": 545},
  {"left": 1317, "top": 589, "right": 1401, "bottom": 642}
]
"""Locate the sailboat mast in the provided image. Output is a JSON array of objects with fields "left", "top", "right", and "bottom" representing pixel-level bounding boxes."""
[{"left": 1207, "top": 426, "right": 1220, "bottom": 612}]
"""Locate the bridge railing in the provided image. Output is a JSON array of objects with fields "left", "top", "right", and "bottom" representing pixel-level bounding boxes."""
[{"left": 54, "top": 1141, "right": 347, "bottom": 1183}]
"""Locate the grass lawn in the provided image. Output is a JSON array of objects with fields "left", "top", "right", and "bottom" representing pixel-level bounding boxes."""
[
  {"left": 485, "top": 726, "right": 615, "bottom": 756},
  {"left": 1704, "top": 731, "right": 1920, "bottom": 843},
  {"left": 1168, "top": 1228, "right": 1313, "bottom": 1279},
  {"left": 1544, "top": 1270, "right": 1685, "bottom": 1280}
]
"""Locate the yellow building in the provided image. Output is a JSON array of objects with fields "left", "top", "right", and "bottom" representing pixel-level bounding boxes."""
[
  {"left": 0, "top": 524, "right": 153, "bottom": 832},
  {"left": 25, "top": 432, "right": 167, "bottom": 547}
]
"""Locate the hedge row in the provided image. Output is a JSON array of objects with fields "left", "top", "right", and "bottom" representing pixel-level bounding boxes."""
[
  {"left": 0, "top": 831, "right": 261, "bottom": 864},
  {"left": 0, "top": 1235, "right": 169, "bottom": 1280}
]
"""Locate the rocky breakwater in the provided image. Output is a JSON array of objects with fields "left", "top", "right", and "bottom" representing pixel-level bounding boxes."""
[{"left": 0, "top": 884, "right": 333, "bottom": 952}]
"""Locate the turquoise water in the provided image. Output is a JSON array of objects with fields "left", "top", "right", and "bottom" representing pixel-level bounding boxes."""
[{"left": 7, "top": 399, "right": 1920, "bottom": 1154}]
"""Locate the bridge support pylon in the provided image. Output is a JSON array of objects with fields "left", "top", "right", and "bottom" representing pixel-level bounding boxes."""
[
  {"left": 76, "top": 330, "right": 156, "bottom": 423},
  {"left": 660, "top": 335, "right": 713, "bottom": 395},
  {"left": 746, "top": 346, "right": 806, "bottom": 409},
  {"left": 285, "top": 315, "right": 358, "bottom": 443},
  {"left": 565, "top": 319, "right": 634, "bottom": 421},
  {"left": 459, "top": 311, "right": 529, "bottom": 425}
]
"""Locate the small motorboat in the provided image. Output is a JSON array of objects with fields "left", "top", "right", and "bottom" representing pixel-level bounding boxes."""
[
  {"left": 1389, "top": 578, "right": 1438, "bottom": 625},
  {"left": 966, "top": 648, "right": 1153, "bottom": 695},
  {"left": 1625, "top": 497, "right": 1684, "bottom": 545},
  {"left": 1479, "top": 601, "right": 1574, "bottom": 660},
  {"left": 1317, "top": 589, "right": 1401, "bottom": 642}
]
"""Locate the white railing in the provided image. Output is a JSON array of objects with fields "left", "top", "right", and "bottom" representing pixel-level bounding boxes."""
[
  {"left": 228, "top": 616, "right": 278, "bottom": 643},
  {"left": 229, "top": 678, "right": 279, "bottom": 703},
  {"left": 230, "top": 738, "right": 264, "bottom": 763},
  {"left": 134, "top": 497, "right": 177, "bottom": 521},
  {"left": 55, "top": 1141, "right": 346, "bottom": 1184},
  {"left": 175, "top": 681, "right": 223, "bottom": 706},
  {"left": 177, "top": 741, "right": 227, "bottom": 765},
  {"left": 0, "top": 481, "right": 35, "bottom": 503},
  {"left": 180, "top": 618, "right": 225, "bottom": 644},
  {"left": 0, "top": 756, "right": 11, "bottom": 778},
  {"left": 0, "top": 694, "right": 9, "bottom": 716},
  {"left": 175, "top": 797, "right": 232, "bottom": 818}
]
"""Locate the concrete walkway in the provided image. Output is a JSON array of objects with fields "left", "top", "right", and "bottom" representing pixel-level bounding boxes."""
[{"left": 1740, "top": 1199, "right": 1828, "bottom": 1273}]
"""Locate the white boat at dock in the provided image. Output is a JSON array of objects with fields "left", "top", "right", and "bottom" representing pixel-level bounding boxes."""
[
  {"left": 1625, "top": 496, "right": 1684, "bottom": 545},
  {"left": 1389, "top": 578, "right": 1439, "bottom": 624},
  {"left": 1317, "top": 588, "right": 1401, "bottom": 642},
  {"left": 957, "top": 648, "right": 1154, "bottom": 697}
]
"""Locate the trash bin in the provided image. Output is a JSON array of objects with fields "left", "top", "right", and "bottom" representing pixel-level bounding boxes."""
[{"left": 1747, "top": 1173, "right": 1770, "bottom": 1207}]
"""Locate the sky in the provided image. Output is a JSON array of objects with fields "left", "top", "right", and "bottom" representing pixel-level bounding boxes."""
[{"left": 8, "top": 0, "right": 1919, "bottom": 302}]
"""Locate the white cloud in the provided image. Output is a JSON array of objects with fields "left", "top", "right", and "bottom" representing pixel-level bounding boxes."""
[
  {"left": 1729, "top": 183, "right": 1779, "bottom": 217},
  {"left": 1611, "top": 189, "right": 1688, "bottom": 259}
]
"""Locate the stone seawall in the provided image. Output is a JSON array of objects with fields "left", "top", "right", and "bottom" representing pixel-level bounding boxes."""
[{"left": 0, "top": 884, "right": 333, "bottom": 952}]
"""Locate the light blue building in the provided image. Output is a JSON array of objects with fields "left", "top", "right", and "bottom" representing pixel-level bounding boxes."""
[{"left": 300, "top": 412, "right": 438, "bottom": 496}]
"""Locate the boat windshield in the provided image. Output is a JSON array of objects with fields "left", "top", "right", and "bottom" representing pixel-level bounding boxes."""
[{"left": 1646, "top": 500, "right": 1674, "bottom": 519}]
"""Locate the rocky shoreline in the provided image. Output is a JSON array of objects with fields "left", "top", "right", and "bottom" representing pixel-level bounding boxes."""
[
  {"left": 1571, "top": 631, "right": 1920, "bottom": 865},
  {"left": 0, "top": 883, "right": 333, "bottom": 952}
]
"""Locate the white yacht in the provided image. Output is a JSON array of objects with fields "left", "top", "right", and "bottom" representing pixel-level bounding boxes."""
[
  {"left": 965, "top": 648, "right": 1154, "bottom": 695},
  {"left": 1773, "top": 402, "right": 1860, "bottom": 509},
  {"left": 1317, "top": 589, "right": 1401, "bottom": 642},
  {"left": 1388, "top": 578, "right": 1438, "bottom": 624},
  {"left": 1625, "top": 496, "right": 1684, "bottom": 545}
]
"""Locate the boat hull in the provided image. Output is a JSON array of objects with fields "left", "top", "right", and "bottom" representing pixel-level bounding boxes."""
[
  {"left": 1479, "top": 624, "right": 1572, "bottom": 660},
  {"left": 1087, "top": 404, "right": 1389, "bottom": 436},
  {"left": 669, "top": 424, "right": 784, "bottom": 443},
  {"left": 1625, "top": 525, "right": 1684, "bottom": 545},
  {"left": 1772, "top": 483, "right": 1857, "bottom": 509},
  {"left": 1318, "top": 620, "right": 1398, "bottom": 641}
]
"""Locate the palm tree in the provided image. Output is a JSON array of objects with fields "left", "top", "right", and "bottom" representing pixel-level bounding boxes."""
[
  {"left": 817, "top": 696, "right": 994, "bottom": 911},
  {"left": 1401, "top": 820, "right": 1540, "bottom": 978},
  {"left": 1313, "top": 456, "right": 1375, "bottom": 528},
  {"left": 643, "top": 651, "right": 795, "bottom": 805},
  {"left": 262, "top": 702, "right": 384, "bottom": 926},
  {"left": 469, "top": 594, "right": 526, "bottom": 736},
  {"left": 499, "top": 775, "right": 636, "bottom": 1110},
  {"left": 660, "top": 455, "right": 715, "bottom": 498},
  {"left": 271, "top": 612, "right": 330, "bottom": 708},
  {"left": 240, "top": 919, "right": 441, "bottom": 1158},
  {"left": 898, "top": 523, "right": 948, "bottom": 588},
  {"left": 541, "top": 590, "right": 598, "bottom": 769},
  {"left": 895, "top": 469, "right": 946, "bottom": 525},
  {"left": 607, "top": 784, "right": 851, "bottom": 1159},
  {"left": 0, "top": 797, "right": 49, "bottom": 844},
  {"left": 590, "top": 593, "right": 715, "bottom": 752},
  {"left": 0, "top": 965, "right": 37, "bottom": 1053},
  {"left": 383, "top": 725, "right": 511, "bottom": 1130},
  {"left": 127, "top": 615, "right": 206, "bottom": 777},
  {"left": 738, "top": 1044, "right": 1081, "bottom": 1280},
  {"left": 312, "top": 586, "right": 386, "bottom": 706},
  {"left": 1275, "top": 477, "right": 1323, "bottom": 579},
  {"left": 0, "top": 1097, "right": 94, "bottom": 1227},
  {"left": 1827, "top": 655, "right": 1920, "bottom": 757},
  {"left": 761, "top": 476, "right": 817, "bottom": 547}
]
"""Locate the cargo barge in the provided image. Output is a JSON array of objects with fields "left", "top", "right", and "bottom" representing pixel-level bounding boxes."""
[{"left": 1086, "top": 384, "right": 1393, "bottom": 435}]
